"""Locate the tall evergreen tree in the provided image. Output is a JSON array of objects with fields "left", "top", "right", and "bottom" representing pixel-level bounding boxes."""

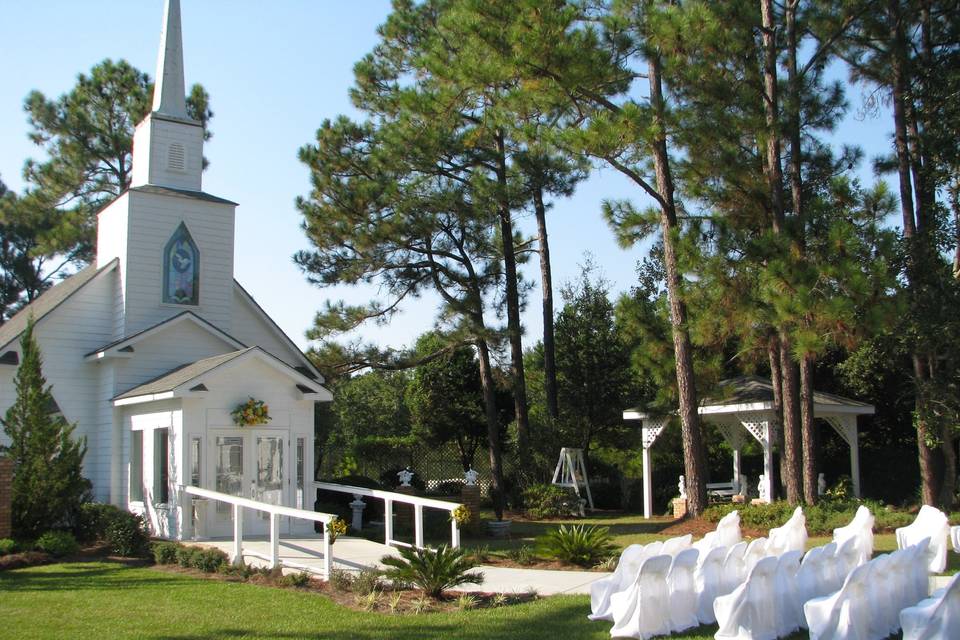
[{"left": 0, "top": 318, "right": 90, "bottom": 539}]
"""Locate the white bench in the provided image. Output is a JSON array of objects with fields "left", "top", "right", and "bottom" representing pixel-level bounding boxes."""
[{"left": 707, "top": 482, "right": 737, "bottom": 500}]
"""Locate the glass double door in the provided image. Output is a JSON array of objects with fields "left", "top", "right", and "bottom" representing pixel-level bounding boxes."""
[{"left": 211, "top": 428, "right": 288, "bottom": 536}]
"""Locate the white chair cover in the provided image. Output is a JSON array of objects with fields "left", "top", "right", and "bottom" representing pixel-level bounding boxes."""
[
  {"left": 609, "top": 554, "right": 673, "bottom": 639},
  {"left": 833, "top": 536, "right": 861, "bottom": 582},
  {"left": 907, "top": 539, "right": 932, "bottom": 603},
  {"left": 951, "top": 525, "right": 960, "bottom": 553},
  {"left": 896, "top": 505, "right": 950, "bottom": 573},
  {"left": 695, "top": 545, "right": 727, "bottom": 624},
  {"left": 767, "top": 506, "right": 807, "bottom": 556},
  {"left": 721, "top": 541, "right": 749, "bottom": 596},
  {"left": 817, "top": 542, "right": 840, "bottom": 594},
  {"left": 589, "top": 543, "right": 649, "bottom": 621},
  {"left": 667, "top": 548, "right": 700, "bottom": 632},
  {"left": 742, "top": 537, "right": 768, "bottom": 575},
  {"left": 803, "top": 562, "right": 872, "bottom": 640},
  {"left": 714, "top": 555, "right": 779, "bottom": 640},
  {"left": 901, "top": 572, "right": 960, "bottom": 640},
  {"left": 773, "top": 550, "right": 804, "bottom": 637},
  {"left": 832, "top": 504, "right": 874, "bottom": 567},
  {"left": 865, "top": 552, "right": 899, "bottom": 638},
  {"left": 795, "top": 544, "right": 825, "bottom": 626},
  {"left": 696, "top": 510, "right": 743, "bottom": 553},
  {"left": 661, "top": 533, "right": 693, "bottom": 557}
]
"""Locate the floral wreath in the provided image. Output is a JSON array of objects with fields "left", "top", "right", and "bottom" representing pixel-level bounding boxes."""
[{"left": 231, "top": 397, "right": 270, "bottom": 426}]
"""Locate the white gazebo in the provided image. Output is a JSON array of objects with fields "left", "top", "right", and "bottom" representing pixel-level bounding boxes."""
[{"left": 623, "top": 376, "right": 875, "bottom": 519}]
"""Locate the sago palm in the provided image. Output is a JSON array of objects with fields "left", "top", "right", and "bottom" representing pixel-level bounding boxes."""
[{"left": 379, "top": 545, "right": 484, "bottom": 598}]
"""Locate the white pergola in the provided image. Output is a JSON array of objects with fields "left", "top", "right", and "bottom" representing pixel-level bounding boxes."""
[{"left": 623, "top": 376, "right": 875, "bottom": 519}]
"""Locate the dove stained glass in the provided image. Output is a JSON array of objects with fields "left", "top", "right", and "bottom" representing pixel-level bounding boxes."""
[{"left": 162, "top": 222, "right": 199, "bottom": 305}]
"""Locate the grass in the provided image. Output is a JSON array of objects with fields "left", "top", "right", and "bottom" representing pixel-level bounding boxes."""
[{"left": 0, "top": 561, "right": 741, "bottom": 639}]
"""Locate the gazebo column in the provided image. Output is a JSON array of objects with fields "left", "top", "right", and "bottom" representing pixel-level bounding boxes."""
[
  {"left": 640, "top": 418, "right": 667, "bottom": 520},
  {"left": 642, "top": 446, "right": 653, "bottom": 519},
  {"left": 736, "top": 413, "right": 774, "bottom": 502},
  {"left": 732, "top": 449, "right": 742, "bottom": 490},
  {"left": 824, "top": 415, "right": 862, "bottom": 498}
]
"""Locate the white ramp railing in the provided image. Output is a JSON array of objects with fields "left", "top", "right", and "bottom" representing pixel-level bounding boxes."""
[
  {"left": 180, "top": 485, "right": 337, "bottom": 577},
  {"left": 314, "top": 482, "right": 462, "bottom": 550}
]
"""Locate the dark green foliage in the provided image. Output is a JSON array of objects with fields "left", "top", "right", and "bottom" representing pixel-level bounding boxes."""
[
  {"left": 104, "top": 512, "right": 147, "bottom": 557},
  {"left": 34, "top": 531, "right": 79, "bottom": 557},
  {"left": 327, "top": 567, "right": 354, "bottom": 591},
  {"left": 506, "top": 545, "right": 536, "bottom": 566},
  {"left": 176, "top": 545, "right": 200, "bottom": 568},
  {"left": 521, "top": 484, "right": 580, "bottom": 520},
  {"left": 0, "top": 539, "right": 18, "bottom": 556},
  {"left": 0, "top": 318, "right": 90, "bottom": 540},
  {"left": 535, "top": 525, "right": 616, "bottom": 567},
  {"left": 278, "top": 571, "right": 312, "bottom": 588},
  {"left": 703, "top": 499, "right": 915, "bottom": 535},
  {"left": 74, "top": 502, "right": 126, "bottom": 544},
  {"left": 152, "top": 541, "right": 180, "bottom": 565},
  {"left": 379, "top": 545, "right": 483, "bottom": 598},
  {"left": 191, "top": 547, "right": 228, "bottom": 573},
  {"left": 407, "top": 332, "right": 487, "bottom": 472}
]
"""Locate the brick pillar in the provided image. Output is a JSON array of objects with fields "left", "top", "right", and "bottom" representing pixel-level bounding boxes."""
[
  {"left": 0, "top": 457, "right": 13, "bottom": 539},
  {"left": 460, "top": 484, "right": 481, "bottom": 535},
  {"left": 672, "top": 497, "right": 688, "bottom": 520}
]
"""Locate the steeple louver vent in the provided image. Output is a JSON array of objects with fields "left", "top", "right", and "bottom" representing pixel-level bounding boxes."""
[{"left": 168, "top": 143, "right": 186, "bottom": 172}]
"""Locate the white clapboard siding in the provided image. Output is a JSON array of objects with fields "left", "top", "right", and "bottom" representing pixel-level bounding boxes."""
[{"left": 231, "top": 285, "right": 314, "bottom": 373}]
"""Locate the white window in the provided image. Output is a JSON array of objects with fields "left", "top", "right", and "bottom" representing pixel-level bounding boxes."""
[
  {"left": 154, "top": 428, "right": 169, "bottom": 503},
  {"left": 296, "top": 437, "right": 305, "bottom": 509},
  {"left": 190, "top": 436, "right": 202, "bottom": 487},
  {"left": 130, "top": 431, "right": 144, "bottom": 502}
]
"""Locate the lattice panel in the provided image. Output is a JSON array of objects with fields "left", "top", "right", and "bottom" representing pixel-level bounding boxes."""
[
  {"left": 642, "top": 418, "right": 669, "bottom": 448},
  {"left": 709, "top": 418, "right": 745, "bottom": 449},
  {"left": 823, "top": 416, "right": 855, "bottom": 446},
  {"left": 736, "top": 413, "right": 769, "bottom": 446}
]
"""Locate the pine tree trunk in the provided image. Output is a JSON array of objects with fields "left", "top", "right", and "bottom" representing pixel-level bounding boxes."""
[
  {"left": 476, "top": 336, "right": 505, "bottom": 520},
  {"left": 888, "top": 0, "right": 938, "bottom": 505},
  {"left": 800, "top": 355, "right": 817, "bottom": 504},
  {"left": 534, "top": 185, "right": 559, "bottom": 422},
  {"left": 649, "top": 53, "right": 708, "bottom": 517},
  {"left": 769, "top": 338, "right": 786, "bottom": 492},
  {"left": 780, "top": 337, "right": 803, "bottom": 504},
  {"left": 494, "top": 131, "right": 530, "bottom": 465}
]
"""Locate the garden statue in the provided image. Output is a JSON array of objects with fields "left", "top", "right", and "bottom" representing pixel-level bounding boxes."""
[
  {"left": 818, "top": 473, "right": 826, "bottom": 496},
  {"left": 758, "top": 474, "right": 769, "bottom": 502},
  {"left": 397, "top": 467, "right": 414, "bottom": 487},
  {"left": 678, "top": 475, "right": 687, "bottom": 500},
  {"left": 464, "top": 467, "right": 478, "bottom": 486}
]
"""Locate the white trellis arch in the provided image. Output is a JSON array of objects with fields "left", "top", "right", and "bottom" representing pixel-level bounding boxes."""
[{"left": 624, "top": 376, "right": 874, "bottom": 519}]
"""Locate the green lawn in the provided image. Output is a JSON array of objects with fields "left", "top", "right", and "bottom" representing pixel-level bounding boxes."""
[{"left": 0, "top": 561, "right": 752, "bottom": 640}]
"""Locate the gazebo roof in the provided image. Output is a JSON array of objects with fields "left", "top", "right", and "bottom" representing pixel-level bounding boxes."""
[{"left": 624, "top": 375, "right": 874, "bottom": 420}]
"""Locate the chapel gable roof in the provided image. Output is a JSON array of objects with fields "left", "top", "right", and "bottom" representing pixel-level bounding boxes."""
[
  {"left": 112, "top": 346, "right": 331, "bottom": 405},
  {"left": 0, "top": 258, "right": 119, "bottom": 352},
  {"left": 84, "top": 310, "right": 246, "bottom": 361}
]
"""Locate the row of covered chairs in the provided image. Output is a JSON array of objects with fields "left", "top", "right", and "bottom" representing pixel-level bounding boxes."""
[
  {"left": 804, "top": 539, "right": 931, "bottom": 640},
  {"left": 901, "top": 571, "right": 960, "bottom": 640}
]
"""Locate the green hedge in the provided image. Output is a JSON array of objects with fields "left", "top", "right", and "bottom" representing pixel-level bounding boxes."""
[{"left": 702, "top": 499, "right": 916, "bottom": 535}]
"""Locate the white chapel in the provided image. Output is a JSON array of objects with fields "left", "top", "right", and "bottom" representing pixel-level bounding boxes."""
[{"left": 0, "top": 0, "right": 331, "bottom": 539}]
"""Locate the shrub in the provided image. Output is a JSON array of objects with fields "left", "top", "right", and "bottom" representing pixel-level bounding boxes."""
[
  {"left": 0, "top": 539, "right": 18, "bottom": 556},
  {"left": 74, "top": 502, "right": 126, "bottom": 543},
  {"left": 176, "top": 545, "right": 200, "bottom": 568},
  {"left": 353, "top": 567, "right": 383, "bottom": 595},
  {"left": 105, "top": 511, "right": 148, "bottom": 556},
  {"left": 191, "top": 547, "right": 228, "bottom": 573},
  {"left": 278, "top": 571, "right": 312, "bottom": 588},
  {"left": 506, "top": 544, "right": 536, "bottom": 566},
  {"left": 327, "top": 567, "right": 354, "bottom": 591},
  {"left": 35, "top": 531, "right": 80, "bottom": 557},
  {"left": 703, "top": 499, "right": 917, "bottom": 535},
  {"left": 152, "top": 541, "right": 181, "bottom": 565},
  {"left": 522, "top": 484, "right": 580, "bottom": 519},
  {"left": 536, "top": 524, "right": 616, "bottom": 567},
  {"left": 380, "top": 545, "right": 483, "bottom": 598}
]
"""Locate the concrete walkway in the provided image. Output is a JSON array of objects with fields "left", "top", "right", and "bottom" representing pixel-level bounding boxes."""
[{"left": 195, "top": 536, "right": 609, "bottom": 596}]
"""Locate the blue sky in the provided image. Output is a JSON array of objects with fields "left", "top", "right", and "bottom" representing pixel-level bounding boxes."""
[{"left": 0, "top": 1, "right": 895, "bottom": 354}]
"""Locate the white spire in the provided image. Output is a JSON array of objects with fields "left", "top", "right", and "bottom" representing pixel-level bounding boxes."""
[{"left": 152, "top": 0, "right": 189, "bottom": 119}]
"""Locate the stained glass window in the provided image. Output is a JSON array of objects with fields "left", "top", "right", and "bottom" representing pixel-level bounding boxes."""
[{"left": 162, "top": 222, "right": 199, "bottom": 305}]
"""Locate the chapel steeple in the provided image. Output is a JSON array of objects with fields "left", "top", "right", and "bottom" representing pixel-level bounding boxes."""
[
  {"left": 152, "top": 0, "right": 189, "bottom": 120},
  {"left": 130, "top": 0, "right": 204, "bottom": 192}
]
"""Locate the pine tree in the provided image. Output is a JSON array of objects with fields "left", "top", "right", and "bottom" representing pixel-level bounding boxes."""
[{"left": 0, "top": 317, "right": 90, "bottom": 539}]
